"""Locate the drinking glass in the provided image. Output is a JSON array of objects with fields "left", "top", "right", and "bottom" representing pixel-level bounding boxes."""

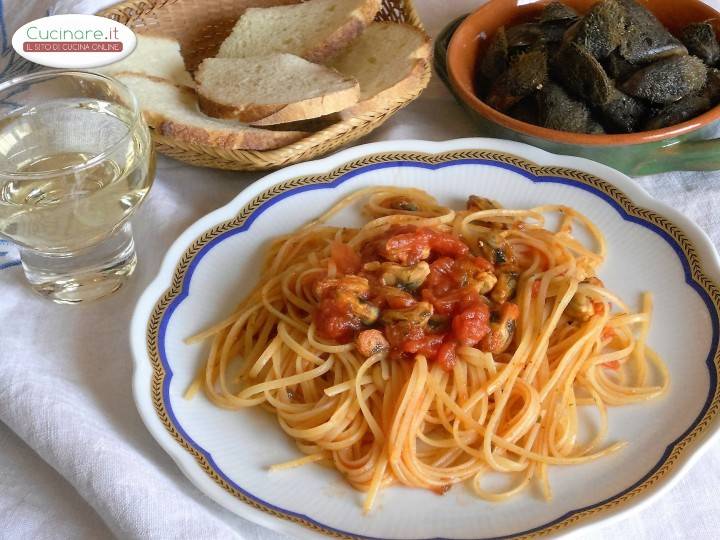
[{"left": 0, "top": 70, "right": 155, "bottom": 303}]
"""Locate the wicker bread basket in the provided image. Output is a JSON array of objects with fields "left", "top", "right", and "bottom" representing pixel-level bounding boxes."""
[{"left": 98, "top": 0, "right": 430, "bottom": 171}]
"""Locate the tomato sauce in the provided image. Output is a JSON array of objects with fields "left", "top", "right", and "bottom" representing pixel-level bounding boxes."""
[{"left": 314, "top": 226, "right": 509, "bottom": 371}]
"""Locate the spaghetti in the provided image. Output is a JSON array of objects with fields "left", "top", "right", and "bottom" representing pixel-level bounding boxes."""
[{"left": 186, "top": 187, "right": 668, "bottom": 512}]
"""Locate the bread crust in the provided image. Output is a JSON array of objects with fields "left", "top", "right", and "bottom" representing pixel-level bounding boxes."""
[
  {"left": 197, "top": 80, "right": 360, "bottom": 125},
  {"left": 158, "top": 119, "right": 307, "bottom": 150},
  {"left": 195, "top": 56, "right": 360, "bottom": 124},
  {"left": 342, "top": 58, "right": 428, "bottom": 117},
  {"left": 115, "top": 73, "right": 308, "bottom": 150},
  {"left": 303, "top": 0, "right": 382, "bottom": 62}
]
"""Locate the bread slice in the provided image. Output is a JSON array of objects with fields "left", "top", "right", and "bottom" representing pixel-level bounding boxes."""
[
  {"left": 115, "top": 74, "right": 307, "bottom": 150},
  {"left": 196, "top": 55, "right": 359, "bottom": 125},
  {"left": 330, "top": 22, "right": 431, "bottom": 116},
  {"left": 98, "top": 34, "right": 195, "bottom": 88},
  {"left": 216, "top": 0, "right": 381, "bottom": 63}
]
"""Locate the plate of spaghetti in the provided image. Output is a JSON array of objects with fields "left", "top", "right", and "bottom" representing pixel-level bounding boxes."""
[{"left": 131, "top": 139, "right": 720, "bottom": 540}]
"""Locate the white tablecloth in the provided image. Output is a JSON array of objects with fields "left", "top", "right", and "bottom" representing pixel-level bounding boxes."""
[{"left": 2, "top": 1, "right": 720, "bottom": 538}]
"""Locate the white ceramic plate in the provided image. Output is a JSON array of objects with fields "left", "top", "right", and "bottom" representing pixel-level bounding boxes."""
[{"left": 131, "top": 139, "right": 720, "bottom": 540}]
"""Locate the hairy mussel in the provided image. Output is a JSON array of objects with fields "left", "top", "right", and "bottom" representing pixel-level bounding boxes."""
[
  {"left": 486, "top": 49, "right": 548, "bottom": 111},
  {"left": 537, "top": 82, "right": 604, "bottom": 134},
  {"left": 475, "top": 0, "right": 720, "bottom": 135},
  {"left": 681, "top": 22, "right": 720, "bottom": 66},
  {"left": 620, "top": 55, "right": 708, "bottom": 104},
  {"left": 643, "top": 95, "right": 712, "bottom": 130},
  {"left": 564, "top": 0, "right": 626, "bottom": 60},
  {"left": 598, "top": 89, "right": 647, "bottom": 132},
  {"left": 479, "top": 26, "right": 509, "bottom": 80},
  {"left": 554, "top": 42, "right": 614, "bottom": 105},
  {"left": 603, "top": 50, "right": 637, "bottom": 82},
  {"left": 618, "top": 0, "right": 688, "bottom": 64}
]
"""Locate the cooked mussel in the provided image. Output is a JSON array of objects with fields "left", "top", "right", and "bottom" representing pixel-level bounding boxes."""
[
  {"left": 564, "top": 0, "right": 626, "bottom": 60},
  {"left": 618, "top": 0, "right": 687, "bottom": 64},
  {"left": 681, "top": 22, "right": 720, "bottom": 66},
  {"left": 643, "top": 94, "right": 712, "bottom": 130},
  {"left": 480, "top": 26, "right": 509, "bottom": 79},
  {"left": 537, "top": 82, "right": 604, "bottom": 134},
  {"left": 620, "top": 55, "right": 708, "bottom": 104},
  {"left": 507, "top": 96, "right": 541, "bottom": 125},
  {"left": 506, "top": 23, "right": 546, "bottom": 50},
  {"left": 598, "top": 88, "right": 647, "bottom": 133},
  {"left": 476, "top": 0, "right": 716, "bottom": 136},
  {"left": 540, "top": 1, "right": 579, "bottom": 24},
  {"left": 603, "top": 50, "right": 637, "bottom": 82},
  {"left": 539, "top": 3, "right": 579, "bottom": 45},
  {"left": 486, "top": 49, "right": 548, "bottom": 111},
  {"left": 554, "top": 42, "right": 614, "bottom": 105},
  {"left": 701, "top": 68, "right": 720, "bottom": 103}
]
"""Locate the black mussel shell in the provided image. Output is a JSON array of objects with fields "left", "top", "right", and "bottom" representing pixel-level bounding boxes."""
[
  {"left": 486, "top": 49, "right": 548, "bottom": 111},
  {"left": 506, "top": 23, "right": 546, "bottom": 50},
  {"left": 681, "top": 22, "right": 720, "bottom": 66},
  {"left": 540, "top": 1, "right": 579, "bottom": 24},
  {"left": 554, "top": 42, "right": 614, "bottom": 105},
  {"left": 603, "top": 50, "right": 637, "bottom": 83},
  {"left": 564, "top": 0, "right": 626, "bottom": 60},
  {"left": 643, "top": 94, "right": 713, "bottom": 130},
  {"left": 598, "top": 88, "right": 648, "bottom": 132},
  {"left": 480, "top": 26, "right": 510, "bottom": 80},
  {"left": 537, "top": 82, "right": 602, "bottom": 133},
  {"left": 621, "top": 55, "right": 708, "bottom": 104},
  {"left": 618, "top": 0, "right": 688, "bottom": 64},
  {"left": 701, "top": 68, "right": 720, "bottom": 103}
]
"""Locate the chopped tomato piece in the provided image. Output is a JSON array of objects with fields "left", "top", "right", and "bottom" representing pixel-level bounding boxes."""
[
  {"left": 382, "top": 228, "right": 432, "bottom": 265},
  {"left": 593, "top": 301, "right": 605, "bottom": 315},
  {"left": 314, "top": 298, "right": 361, "bottom": 342},
  {"left": 451, "top": 302, "right": 490, "bottom": 346},
  {"left": 436, "top": 341, "right": 458, "bottom": 371},
  {"left": 428, "top": 230, "right": 469, "bottom": 258},
  {"left": 385, "top": 321, "right": 425, "bottom": 347},
  {"left": 422, "top": 287, "right": 479, "bottom": 316},
  {"left": 330, "top": 241, "right": 361, "bottom": 274},
  {"left": 603, "top": 360, "right": 621, "bottom": 370},
  {"left": 403, "top": 333, "right": 445, "bottom": 357},
  {"left": 360, "top": 225, "right": 416, "bottom": 262},
  {"left": 385, "top": 322, "right": 445, "bottom": 359},
  {"left": 378, "top": 227, "right": 470, "bottom": 265},
  {"left": 424, "top": 257, "right": 456, "bottom": 295}
]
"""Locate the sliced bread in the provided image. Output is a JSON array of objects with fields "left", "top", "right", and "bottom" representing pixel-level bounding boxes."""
[
  {"left": 99, "top": 34, "right": 195, "bottom": 88},
  {"left": 331, "top": 22, "right": 431, "bottom": 115},
  {"left": 196, "top": 55, "right": 359, "bottom": 125},
  {"left": 115, "top": 74, "right": 307, "bottom": 150},
  {"left": 216, "top": 0, "right": 381, "bottom": 63}
]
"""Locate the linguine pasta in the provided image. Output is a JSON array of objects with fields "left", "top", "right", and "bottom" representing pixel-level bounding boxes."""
[{"left": 185, "top": 187, "right": 668, "bottom": 512}]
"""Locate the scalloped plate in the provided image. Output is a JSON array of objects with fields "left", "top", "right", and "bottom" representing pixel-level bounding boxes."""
[{"left": 131, "top": 139, "right": 720, "bottom": 539}]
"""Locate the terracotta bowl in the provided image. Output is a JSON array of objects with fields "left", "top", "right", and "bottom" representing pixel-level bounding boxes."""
[{"left": 439, "top": 0, "right": 720, "bottom": 176}]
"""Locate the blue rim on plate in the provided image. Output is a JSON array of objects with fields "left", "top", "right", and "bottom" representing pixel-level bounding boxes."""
[{"left": 141, "top": 148, "right": 720, "bottom": 540}]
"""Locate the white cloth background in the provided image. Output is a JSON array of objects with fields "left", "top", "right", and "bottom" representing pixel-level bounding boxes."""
[{"left": 1, "top": 1, "right": 720, "bottom": 539}]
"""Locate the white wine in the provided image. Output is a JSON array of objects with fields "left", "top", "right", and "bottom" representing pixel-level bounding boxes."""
[
  {"left": 0, "top": 98, "right": 155, "bottom": 252},
  {"left": 0, "top": 70, "right": 155, "bottom": 303}
]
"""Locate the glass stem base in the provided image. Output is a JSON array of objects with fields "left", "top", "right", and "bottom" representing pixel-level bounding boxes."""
[{"left": 19, "top": 222, "right": 137, "bottom": 304}]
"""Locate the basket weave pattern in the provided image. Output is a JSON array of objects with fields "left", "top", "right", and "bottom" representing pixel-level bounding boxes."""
[{"left": 98, "top": 0, "right": 429, "bottom": 171}]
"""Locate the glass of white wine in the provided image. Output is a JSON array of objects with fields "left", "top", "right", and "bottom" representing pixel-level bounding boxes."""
[{"left": 0, "top": 70, "right": 155, "bottom": 303}]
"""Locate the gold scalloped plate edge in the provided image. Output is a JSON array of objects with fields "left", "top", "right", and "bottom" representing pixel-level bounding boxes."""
[{"left": 130, "top": 138, "right": 720, "bottom": 540}]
